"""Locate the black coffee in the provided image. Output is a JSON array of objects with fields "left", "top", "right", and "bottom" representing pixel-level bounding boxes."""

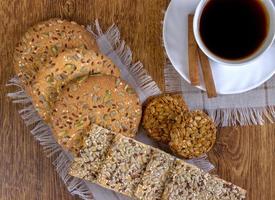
[{"left": 199, "top": 0, "right": 269, "bottom": 60}]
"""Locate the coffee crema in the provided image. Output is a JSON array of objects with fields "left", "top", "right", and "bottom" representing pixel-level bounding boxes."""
[{"left": 199, "top": 0, "right": 269, "bottom": 60}]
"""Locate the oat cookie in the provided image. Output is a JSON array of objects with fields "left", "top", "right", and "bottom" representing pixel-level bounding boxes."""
[
  {"left": 69, "top": 124, "right": 116, "bottom": 180},
  {"left": 142, "top": 94, "right": 188, "bottom": 144},
  {"left": 97, "top": 134, "right": 152, "bottom": 196},
  {"left": 169, "top": 110, "right": 216, "bottom": 159},
  {"left": 162, "top": 159, "right": 246, "bottom": 200},
  {"left": 31, "top": 48, "right": 120, "bottom": 120},
  {"left": 135, "top": 150, "right": 175, "bottom": 200},
  {"left": 13, "top": 18, "right": 97, "bottom": 86},
  {"left": 50, "top": 75, "right": 142, "bottom": 151}
]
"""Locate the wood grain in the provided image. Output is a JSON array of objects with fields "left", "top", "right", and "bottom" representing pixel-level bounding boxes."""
[
  {"left": 208, "top": 125, "right": 275, "bottom": 200},
  {"left": 0, "top": 0, "right": 274, "bottom": 200}
]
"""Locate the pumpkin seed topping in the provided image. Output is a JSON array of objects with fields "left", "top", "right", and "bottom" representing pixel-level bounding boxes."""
[
  {"left": 51, "top": 45, "right": 59, "bottom": 56},
  {"left": 64, "top": 63, "right": 77, "bottom": 73}
]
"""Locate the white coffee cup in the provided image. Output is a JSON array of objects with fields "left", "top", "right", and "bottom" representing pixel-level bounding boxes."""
[{"left": 193, "top": 0, "right": 275, "bottom": 66}]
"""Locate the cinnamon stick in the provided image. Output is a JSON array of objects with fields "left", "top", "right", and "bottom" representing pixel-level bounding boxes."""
[
  {"left": 198, "top": 48, "right": 217, "bottom": 98},
  {"left": 188, "top": 15, "right": 200, "bottom": 86}
]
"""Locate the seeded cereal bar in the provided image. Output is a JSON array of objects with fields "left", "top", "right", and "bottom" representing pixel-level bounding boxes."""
[
  {"left": 69, "top": 125, "right": 246, "bottom": 200},
  {"left": 162, "top": 159, "right": 246, "bottom": 200},
  {"left": 134, "top": 150, "right": 175, "bottom": 200},
  {"left": 97, "top": 134, "right": 153, "bottom": 196},
  {"left": 69, "top": 124, "right": 115, "bottom": 182}
]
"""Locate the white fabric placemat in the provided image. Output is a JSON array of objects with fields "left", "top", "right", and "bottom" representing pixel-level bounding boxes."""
[{"left": 164, "top": 62, "right": 275, "bottom": 127}]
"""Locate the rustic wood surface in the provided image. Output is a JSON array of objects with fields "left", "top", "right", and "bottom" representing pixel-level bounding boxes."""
[{"left": 0, "top": 0, "right": 274, "bottom": 199}]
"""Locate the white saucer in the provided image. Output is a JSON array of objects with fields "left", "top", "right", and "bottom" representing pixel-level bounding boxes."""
[{"left": 163, "top": 0, "right": 275, "bottom": 94}]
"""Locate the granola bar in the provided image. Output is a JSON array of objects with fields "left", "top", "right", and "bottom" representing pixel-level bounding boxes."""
[
  {"left": 68, "top": 125, "right": 246, "bottom": 200},
  {"left": 69, "top": 124, "right": 115, "bottom": 182},
  {"left": 162, "top": 159, "right": 246, "bottom": 200},
  {"left": 97, "top": 134, "right": 152, "bottom": 196},
  {"left": 135, "top": 150, "right": 175, "bottom": 200}
]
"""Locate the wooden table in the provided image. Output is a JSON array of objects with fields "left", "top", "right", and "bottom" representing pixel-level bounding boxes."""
[{"left": 0, "top": 0, "right": 274, "bottom": 199}]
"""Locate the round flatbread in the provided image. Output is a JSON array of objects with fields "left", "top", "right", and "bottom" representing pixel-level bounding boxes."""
[
  {"left": 31, "top": 48, "right": 120, "bottom": 121},
  {"left": 13, "top": 18, "right": 97, "bottom": 86},
  {"left": 169, "top": 110, "right": 217, "bottom": 159},
  {"left": 142, "top": 94, "right": 188, "bottom": 144},
  {"left": 50, "top": 75, "right": 142, "bottom": 153}
]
